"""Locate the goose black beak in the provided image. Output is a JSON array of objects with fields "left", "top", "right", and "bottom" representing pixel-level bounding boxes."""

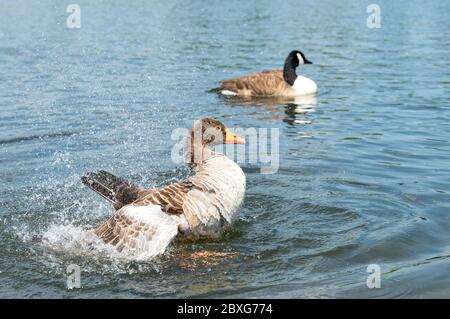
[{"left": 304, "top": 59, "right": 313, "bottom": 64}]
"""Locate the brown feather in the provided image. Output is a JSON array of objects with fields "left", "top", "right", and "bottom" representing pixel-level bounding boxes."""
[
  {"left": 218, "top": 69, "right": 291, "bottom": 96},
  {"left": 131, "top": 180, "right": 193, "bottom": 215}
]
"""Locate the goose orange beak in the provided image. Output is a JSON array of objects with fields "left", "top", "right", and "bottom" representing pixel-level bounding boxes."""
[{"left": 225, "top": 129, "right": 245, "bottom": 144}]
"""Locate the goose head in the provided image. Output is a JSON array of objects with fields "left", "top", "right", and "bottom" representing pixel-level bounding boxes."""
[
  {"left": 185, "top": 118, "right": 245, "bottom": 164},
  {"left": 283, "top": 50, "right": 313, "bottom": 86}
]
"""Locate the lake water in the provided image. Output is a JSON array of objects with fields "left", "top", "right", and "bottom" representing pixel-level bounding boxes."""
[{"left": 1, "top": 0, "right": 450, "bottom": 298}]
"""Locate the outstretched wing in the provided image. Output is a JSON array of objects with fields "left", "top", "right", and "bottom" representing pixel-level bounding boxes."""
[
  {"left": 219, "top": 69, "right": 286, "bottom": 96},
  {"left": 94, "top": 204, "right": 182, "bottom": 258}
]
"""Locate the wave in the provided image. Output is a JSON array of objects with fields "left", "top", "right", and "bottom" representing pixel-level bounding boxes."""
[{"left": 0, "top": 131, "right": 77, "bottom": 145}]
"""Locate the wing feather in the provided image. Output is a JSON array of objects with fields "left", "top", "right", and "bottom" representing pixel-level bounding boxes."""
[
  {"left": 218, "top": 69, "right": 288, "bottom": 96},
  {"left": 94, "top": 205, "right": 180, "bottom": 258},
  {"left": 132, "top": 181, "right": 192, "bottom": 215}
]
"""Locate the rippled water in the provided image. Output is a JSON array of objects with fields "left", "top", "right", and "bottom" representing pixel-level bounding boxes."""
[{"left": 1, "top": 0, "right": 450, "bottom": 298}]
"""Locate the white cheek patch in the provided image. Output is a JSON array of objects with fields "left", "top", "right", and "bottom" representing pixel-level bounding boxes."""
[{"left": 297, "top": 53, "right": 305, "bottom": 65}]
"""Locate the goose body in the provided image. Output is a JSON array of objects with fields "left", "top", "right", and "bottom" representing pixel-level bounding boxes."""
[
  {"left": 82, "top": 119, "right": 246, "bottom": 258},
  {"left": 215, "top": 50, "right": 317, "bottom": 97}
]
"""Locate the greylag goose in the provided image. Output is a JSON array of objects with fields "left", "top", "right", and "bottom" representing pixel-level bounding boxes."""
[{"left": 81, "top": 118, "right": 246, "bottom": 258}]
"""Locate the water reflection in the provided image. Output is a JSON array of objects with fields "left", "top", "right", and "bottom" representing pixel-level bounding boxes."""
[{"left": 218, "top": 94, "right": 318, "bottom": 125}]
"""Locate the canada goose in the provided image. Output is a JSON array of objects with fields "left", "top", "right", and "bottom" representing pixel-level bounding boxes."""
[
  {"left": 81, "top": 118, "right": 246, "bottom": 258},
  {"left": 214, "top": 50, "right": 317, "bottom": 97}
]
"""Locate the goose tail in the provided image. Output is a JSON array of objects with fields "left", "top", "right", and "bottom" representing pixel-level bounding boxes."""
[
  {"left": 207, "top": 87, "right": 221, "bottom": 93},
  {"left": 81, "top": 170, "right": 131, "bottom": 203}
]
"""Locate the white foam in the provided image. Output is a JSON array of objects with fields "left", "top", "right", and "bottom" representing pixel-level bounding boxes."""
[{"left": 41, "top": 224, "right": 120, "bottom": 259}]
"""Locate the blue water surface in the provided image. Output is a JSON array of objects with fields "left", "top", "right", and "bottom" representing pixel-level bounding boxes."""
[{"left": 1, "top": 0, "right": 450, "bottom": 298}]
